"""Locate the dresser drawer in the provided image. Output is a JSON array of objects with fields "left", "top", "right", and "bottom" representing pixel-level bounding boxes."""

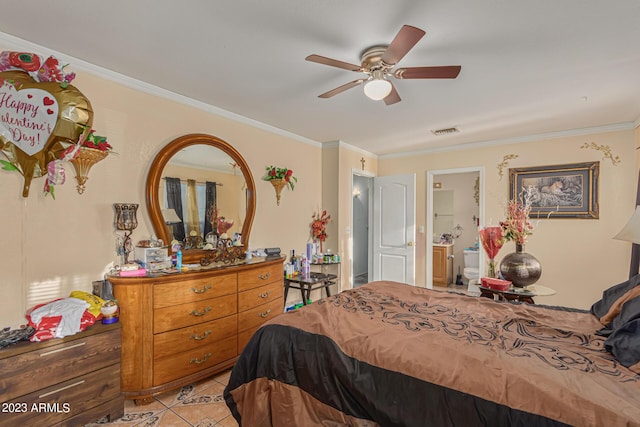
[
  {"left": 153, "top": 335, "right": 237, "bottom": 385},
  {"left": 153, "top": 315, "right": 237, "bottom": 359},
  {"left": 0, "top": 327, "right": 121, "bottom": 402},
  {"left": 238, "top": 263, "right": 283, "bottom": 292},
  {"left": 238, "top": 281, "right": 284, "bottom": 312},
  {"left": 0, "top": 363, "right": 122, "bottom": 427},
  {"left": 154, "top": 293, "right": 237, "bottom": 334},
  {"left": 238, "top": 297, "right": 283, "bottom": 333},
  {"left": 154, "top": 273, "right": 237, "bottom": 309}
]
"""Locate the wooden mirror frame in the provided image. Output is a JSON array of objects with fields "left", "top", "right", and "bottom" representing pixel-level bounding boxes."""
[{"left": 146, "top": 133, "right": 255, "bottom": 264}]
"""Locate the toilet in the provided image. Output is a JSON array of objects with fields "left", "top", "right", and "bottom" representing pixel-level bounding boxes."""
[{"left": 463, "top": 248, "right": 480, "bottom": 285}]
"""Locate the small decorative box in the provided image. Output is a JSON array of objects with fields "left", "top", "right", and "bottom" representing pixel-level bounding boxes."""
[{"left": 481, "top": 277, "right": 512, "bottom": 291}]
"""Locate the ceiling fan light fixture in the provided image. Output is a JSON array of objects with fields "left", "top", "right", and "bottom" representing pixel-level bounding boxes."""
[{"left": 364, "top": 70, "right": 392, "bottom": 101}]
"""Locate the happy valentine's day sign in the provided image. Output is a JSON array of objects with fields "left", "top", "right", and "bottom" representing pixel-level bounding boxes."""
[{"left": 0, "top": 81, "right": 58, "bottom": 156}]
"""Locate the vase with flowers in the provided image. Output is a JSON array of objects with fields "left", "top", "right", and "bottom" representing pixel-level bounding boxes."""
[
  {"left": 263, "top": 165, "right": 297, "bottom": 205},
  {"left": 478, "top": 226, "right": 504, "bottom": 278},
  {"left": 499, "top": 186, "right": 542, "bottom": 287},
  {"left": 311, "top": 210, "right": 331, "bottom": 253}
]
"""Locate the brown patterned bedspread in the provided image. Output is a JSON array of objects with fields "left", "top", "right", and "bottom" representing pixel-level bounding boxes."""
[{"left": 225, "top": 281, "right": 640, "bottom": 426}]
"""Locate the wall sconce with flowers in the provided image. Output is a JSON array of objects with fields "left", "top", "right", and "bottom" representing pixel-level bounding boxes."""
[
  {"left": 43, "top": 128, "right": 113, "bottom": 198},
  {"left": 263, "top": 165, "right": 297, "bottom": 206}
]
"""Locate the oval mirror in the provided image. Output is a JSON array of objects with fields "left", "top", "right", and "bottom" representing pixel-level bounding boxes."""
[{"left": 146, "top": 133, "right": 255, "bottom": 264}]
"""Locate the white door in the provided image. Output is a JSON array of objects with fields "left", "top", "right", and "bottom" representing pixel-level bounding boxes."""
[{"left": 372, "top": 174, "right": 416, "bottom": 284}]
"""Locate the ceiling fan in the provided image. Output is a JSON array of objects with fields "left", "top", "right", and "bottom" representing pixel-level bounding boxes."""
[{"left": 306, "top": 25, "right": 461, "bottom": 105}]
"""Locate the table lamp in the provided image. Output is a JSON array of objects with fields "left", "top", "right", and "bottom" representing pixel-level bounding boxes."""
[
  {"left": 162, "top": 208, "right": 182, "bottom": 243},
  {"left": 614, "top": 205, "right": 640, "bottom": 278}
]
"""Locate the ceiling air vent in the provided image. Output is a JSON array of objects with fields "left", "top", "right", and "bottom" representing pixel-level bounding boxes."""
[{"left": 432, "top": 127, "right": 459, "bottom": 136}]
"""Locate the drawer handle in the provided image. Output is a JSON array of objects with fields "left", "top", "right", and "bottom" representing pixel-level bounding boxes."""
[
  {"left": 190, "top": 352, "right": 212, "bottom": 364},
  {"left": 258, "top": 308, "right": 271, "bottom": 318},
  {"left": 190, "top": 307, "right": 212, "bottom": 316},
  {"left": 190, "top": 330, "right": 212, "bottom": 341},
  {"left": 258, "top": 272, "right": 271, "bottom": 280},
  {"left": 40, "top": 342, "right": 86, "bottom": 357},
  {"left": 39, "top": 380, "right": 85, "bottom": 398},
  {"left": 258, "top": 290, "right": 270, "bottom": 298},
  {"left": 191, "top": 284, "right": 212, "bottom": 294}
]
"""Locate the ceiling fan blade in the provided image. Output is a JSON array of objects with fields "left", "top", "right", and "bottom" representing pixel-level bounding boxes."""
[
  {"left": 318, "top": 79, "right": 365, "bottom": 98},
  {"left": 383, "top": 83, "right": 401, "bottom": 105},
  {"left": 381, "top": 25, "right": 426, "bottom": 65},
  {"left": 306, "top": 54, "right": 362, "bottom": 72},
  {"left": 394, "top": 65, "right": 462, "bottom": 79}
]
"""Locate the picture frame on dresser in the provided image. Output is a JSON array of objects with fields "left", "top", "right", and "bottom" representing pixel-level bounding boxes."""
[{"left": 508, "top": 161, "right": 599, "bottom": 219}]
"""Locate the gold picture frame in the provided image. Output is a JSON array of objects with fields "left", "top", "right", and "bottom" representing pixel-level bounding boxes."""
[{"left": 509, "top": 162, "right": 599, "bottom": 219}]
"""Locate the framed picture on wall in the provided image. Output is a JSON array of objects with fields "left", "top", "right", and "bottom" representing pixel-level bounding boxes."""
[{"left": 508, "top": 161, "right": 599, "bottom": 219}]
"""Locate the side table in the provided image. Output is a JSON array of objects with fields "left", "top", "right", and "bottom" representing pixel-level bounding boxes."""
[
  {"left": 284, "top": 272, "right": 336, "bottom": 305},
  {"left": 479, "top": 284, "right": 556, "bottom": 304}
]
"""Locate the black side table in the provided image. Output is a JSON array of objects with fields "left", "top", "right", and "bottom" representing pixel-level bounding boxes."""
[{"left": 284, "top": 272, "right": 336, "bottom": 305}]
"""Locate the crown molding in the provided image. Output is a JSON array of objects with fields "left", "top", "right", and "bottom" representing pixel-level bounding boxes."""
[
  {"left": 322, "top": 140, "right": 377, "bottom": 158},
  {"left": 379, "top": 122, "right": 637, "bottom": 159},
  {"left": 0, "top": 32, "right": 322, "bottom": 148}
]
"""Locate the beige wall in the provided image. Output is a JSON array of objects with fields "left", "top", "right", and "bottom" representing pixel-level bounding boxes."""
[
  {"left": 378, "top": 130, "right": 636, "bottom": 309},
  {"left": 0, "top": 43, "right": 323, "bottom": 328},
  {"left": 1, "top": 42, "right": 637, "bottom": 328}
]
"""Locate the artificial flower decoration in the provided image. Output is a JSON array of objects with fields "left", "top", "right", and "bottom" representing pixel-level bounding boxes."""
[
  {"left": 478, "top": 226, "right": 504, "bottom": 278},
  {"left": 500, "top": 186, "right": 536, "bottom": 245},
  {"left": 81, "top": 129, "right": 112, "bottom": 152},
  {"left": 311, "top": 210, "right": 331, "bottom": 252},
  {"left": 263, "top": 165, "right": 297, "bottom": 190},
  {"left": 43, "top": 128, "right": 112, "bottom": 198}
]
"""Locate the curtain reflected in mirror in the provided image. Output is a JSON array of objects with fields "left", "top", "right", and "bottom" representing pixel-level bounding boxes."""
[{"left": 159, "top": 145, "right": 246, "bottom": 249}]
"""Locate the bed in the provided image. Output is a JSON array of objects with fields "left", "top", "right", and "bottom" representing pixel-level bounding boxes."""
[{"left": 224, "top": 280, "right": 640, "bottom": 426}]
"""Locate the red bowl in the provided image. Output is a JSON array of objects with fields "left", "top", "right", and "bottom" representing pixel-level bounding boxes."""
[{"left": 481, "top": 277, "right": 512, "bottom": 291}]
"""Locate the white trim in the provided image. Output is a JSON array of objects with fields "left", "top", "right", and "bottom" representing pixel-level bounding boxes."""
[
  {"left": 426, "top": 166, "right": 485, "bottom": 291},
  {"left": 0, "top": 31, "right": 322, "bottom": 148},
  {"left": 350, "top": 168, "right": 375, "bottom": 291},
  {"left": 381, "top": 122, "right": 636, "bottom": 159},
  {"left": 323, "top": 140, "right": 378, "bottom": 158}
]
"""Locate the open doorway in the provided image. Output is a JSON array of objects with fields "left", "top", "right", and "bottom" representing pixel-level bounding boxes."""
[
  {"left": 352, "top": 171, "right": 373, "bottom": 288},
  {"left": 426, "top": 167, "right": 485, "bottom": 291}
]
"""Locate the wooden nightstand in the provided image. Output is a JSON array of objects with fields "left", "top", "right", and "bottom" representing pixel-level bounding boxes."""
[{"left": 0, "top": 322, "right": 124, "bottom": 426}]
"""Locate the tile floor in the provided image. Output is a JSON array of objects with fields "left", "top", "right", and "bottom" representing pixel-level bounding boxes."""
[{"left": 86, "top": 370, "right": 239, "bottom": 427}]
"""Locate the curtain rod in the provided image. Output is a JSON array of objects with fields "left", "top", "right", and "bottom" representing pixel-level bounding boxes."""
[{"left": 163, "top": 177, "right": 223, "bottom": 186}]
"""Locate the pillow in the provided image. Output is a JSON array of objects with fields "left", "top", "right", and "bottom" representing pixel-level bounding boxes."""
[
  {"left": 605, "top": 318, "right": 640, "bottom": 374},
  {"left": 591, "top": 274, "right": 640, "bottom": 326}
]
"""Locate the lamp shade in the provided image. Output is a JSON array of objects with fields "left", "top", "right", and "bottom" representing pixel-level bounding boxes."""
[
  {"left": 162, "top": 208, "right": 182, "bottom": 224},
  {"left": 363, "top": 78, "right": 392, "bottom": 101},
  {"left": 614, "top": 206, "right": 640, "bottom": 244}
]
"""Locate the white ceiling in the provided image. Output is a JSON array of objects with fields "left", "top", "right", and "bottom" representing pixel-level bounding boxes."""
[{"left": 1, "top": 1, "right": 639, "bottom": 156}]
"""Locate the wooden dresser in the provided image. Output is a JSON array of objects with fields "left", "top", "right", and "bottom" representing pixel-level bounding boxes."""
[
  {"left": 110, "top": 256, "right": 284, "bottom": 403},
  {"left": 0, "top": 322, "right": 123, "bottom": 426}
]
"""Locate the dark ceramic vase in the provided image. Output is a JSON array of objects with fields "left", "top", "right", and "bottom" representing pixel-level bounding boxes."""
[{"left": 499, "top": 244, "right": 542, "bottom": 287}]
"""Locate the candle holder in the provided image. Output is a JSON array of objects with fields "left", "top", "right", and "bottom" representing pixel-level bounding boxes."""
[{"left": 114, "top": 203, "right": 139, "bottom": 265}]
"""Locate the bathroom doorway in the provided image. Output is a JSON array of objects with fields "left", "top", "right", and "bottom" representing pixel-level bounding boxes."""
[
  {"left": 426, "top": 167, "right": 484, "bottom": 290},
  {"left": 352, "top": 171, "right": 373, "bottom": 288}
]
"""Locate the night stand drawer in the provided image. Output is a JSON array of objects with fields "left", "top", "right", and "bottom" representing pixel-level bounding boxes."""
[
  {"left": 0, "top": 363, "right": 122, "bottom": 427},
  {"left": 0, "top": 326, "right": 121, "bottom": 401}
]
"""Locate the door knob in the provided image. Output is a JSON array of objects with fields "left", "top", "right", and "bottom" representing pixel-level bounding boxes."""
[{"left": 408, "top": 242, "right": 413, "bottom": 246}]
